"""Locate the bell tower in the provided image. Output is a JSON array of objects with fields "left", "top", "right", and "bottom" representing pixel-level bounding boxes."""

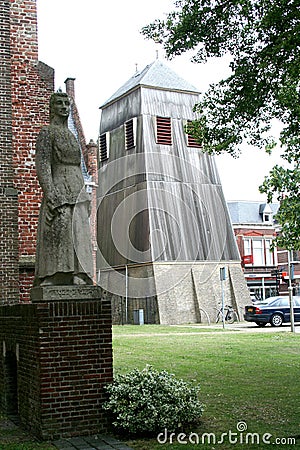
[{"left": 97, "top": 60, "right": 251, "bottom": 324}]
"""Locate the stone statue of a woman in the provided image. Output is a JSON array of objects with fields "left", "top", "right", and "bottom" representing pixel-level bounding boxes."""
[{"left": 34, "top": 91, "right": 93, "bottom": 286}]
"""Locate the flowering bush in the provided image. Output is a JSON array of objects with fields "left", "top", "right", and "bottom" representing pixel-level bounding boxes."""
[{"left": 103, "top": 365, "right": 204, "bottom": 436}]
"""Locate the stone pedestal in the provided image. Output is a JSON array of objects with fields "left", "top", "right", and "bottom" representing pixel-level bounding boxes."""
[
  {"left": 0, "top": 286, "right": 112, "bottom": 439},
  {"left": 30, "top": 285, "right": 105, "bottom": 302}
]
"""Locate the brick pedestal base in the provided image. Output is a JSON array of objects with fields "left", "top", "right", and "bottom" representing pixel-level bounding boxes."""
[{"left": 0, "top": 286, "right": 113, "bottom": 439}]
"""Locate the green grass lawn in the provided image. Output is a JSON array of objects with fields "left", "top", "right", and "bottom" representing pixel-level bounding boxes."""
[
  {"left": 112, "top": 325, "right": 300, "bottom": 450},
  {"left": 0, "top": 325, "right": 299, "bottom": 450}
]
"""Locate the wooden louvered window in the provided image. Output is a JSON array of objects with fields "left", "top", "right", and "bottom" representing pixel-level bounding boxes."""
[
  {"left": 125, "top": 118, "right": 136, "bottom": 150},
  {"left": 156, "top": 116, "right": 172, "bottom": 145},
  {"left": 186, "top": 120, "right": 202, "bottom": 148},
  {"left": 99, "top": 132, "right": 109, "bottom": 162}
]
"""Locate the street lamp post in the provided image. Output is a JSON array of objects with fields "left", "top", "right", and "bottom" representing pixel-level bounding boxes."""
[
  {"left": 220, "top": 267, "right": 226, "bottom": 330},
  {"left": 287, "top": 250, "right": 295, "bottom": 333}
]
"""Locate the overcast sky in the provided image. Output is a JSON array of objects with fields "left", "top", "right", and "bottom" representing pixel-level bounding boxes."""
[{"left": 36, "top": 0, "right": 282, "bottom": 202}]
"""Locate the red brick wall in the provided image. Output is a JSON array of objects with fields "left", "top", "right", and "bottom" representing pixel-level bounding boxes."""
[
  {"left": 234, "top": 228, "right": 276, "bottom": 259},
  {"left": 0, "top": 0, "right": 19, "bottom": 303},
  {"left": 10, "top": 0, "right": 54, "bottom": 301},
  {"left": 65, "top": 78, "right": 99, "bottom": 283},
  {"left": 86, "top": 140, "right": 98, "bottom": 280},
  {"left": 4, "top": 1, "right": 96, "bottom": 301},
  {"left": 65, "top": 78, "right": 88, "bottom": 161},
  {"left": 19, "top": 267, "right": 35, "bottom": 302}
]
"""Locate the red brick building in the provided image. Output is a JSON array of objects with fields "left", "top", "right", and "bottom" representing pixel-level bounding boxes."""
[
  {"left": 228, "top": 201, "right": 300, "bottom": 300},
  {"left": 65, "top": 77, "right": 98, "bottom": 282},
  {"left": 0, "top": 0, "right": 18, "bottom": 303},
  {"left": 1, "top": 0, "right": 53, "bottom": 303},
  {"left": 0, "top": 0, "right": 97, "bottom": 303}
]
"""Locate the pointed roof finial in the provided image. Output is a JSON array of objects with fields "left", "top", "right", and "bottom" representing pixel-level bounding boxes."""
[
  {"left": 156, "top": 49, "right": 159, "bottom": 60},
  {"left": 135, "top": 63, "right": 138, "bottom": 73}
]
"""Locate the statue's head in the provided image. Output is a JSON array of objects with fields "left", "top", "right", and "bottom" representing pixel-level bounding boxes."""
[{"left": 49, "top": 92, "right": 71, "bottom": 121}]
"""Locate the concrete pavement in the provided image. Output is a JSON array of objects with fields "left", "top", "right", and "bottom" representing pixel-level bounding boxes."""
[{"left": 53, "top": 435, "right": 133, "bottom": 450}]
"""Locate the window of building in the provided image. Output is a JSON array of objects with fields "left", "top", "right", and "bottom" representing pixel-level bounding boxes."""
[
  {"left": 265, "top": 239, "right": 274, "bottom": 266},
  {"left": 185, "top": 120, "right": 202, "bottom": 148},
  {"left": 253, "top": 239, "right": 264, "bottom": 266},
  {"left": 125, "top": 118, "right": 137, "bottom": 150},
  {"left": 260, "top": 203, "right": 273, "bottom": 224},
  {"left": 263, "top": 213, "right": 272, "bottom": 223},
  {"left": 156, "top": 116, "right": 172, "bottom": 145},
  {"left": 244, "top": 238, "right": 252, "bottom": 256},
  {"left": 244, "top": 237, "right": 275, "bottom": 266},
  {"left": 99, "top": 132, "right": 109, "bottom": 162}
]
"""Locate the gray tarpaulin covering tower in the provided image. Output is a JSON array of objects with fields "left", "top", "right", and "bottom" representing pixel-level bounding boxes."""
[{"left": 97, "top": 60, "right": 250, "bottom": 324}]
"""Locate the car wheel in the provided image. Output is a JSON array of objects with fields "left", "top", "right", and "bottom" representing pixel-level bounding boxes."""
[
  {"left": 255, "top": 322, "right": 267, "bottom": 327},
  {"left": 270, "top": 313, "right": 283, "bottom": 327}
]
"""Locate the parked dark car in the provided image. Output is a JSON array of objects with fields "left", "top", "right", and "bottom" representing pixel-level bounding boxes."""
[
  {"left": 244, "top": 296, "right": 300, "bottom": 327},
  {"left": 251, "top": 295, "right": 278, "bottom": 306}
]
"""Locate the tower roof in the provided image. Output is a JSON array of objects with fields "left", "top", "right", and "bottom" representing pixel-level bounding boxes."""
[{"left": 101, "top": 59, "right": 200, "bottom": 108}]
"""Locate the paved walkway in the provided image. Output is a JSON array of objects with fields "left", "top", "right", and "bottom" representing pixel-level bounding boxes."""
[
  {"left": 53, "top": 435, "right": 133, "bottom": 450},
  {"left": 0, "top": 415, "right": 132, "bottom": 450},
  {"left": 181, "top": 321, "right": 300, "bottom": 333}
]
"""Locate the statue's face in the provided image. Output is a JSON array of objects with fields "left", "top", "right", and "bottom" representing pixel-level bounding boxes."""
[{"left": 52, "top": 95, "right": 70, "bottom": 118}]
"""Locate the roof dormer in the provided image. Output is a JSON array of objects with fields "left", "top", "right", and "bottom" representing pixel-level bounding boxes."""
[{"left": 259, "top": 203, "right": 273, "bottom": 224}]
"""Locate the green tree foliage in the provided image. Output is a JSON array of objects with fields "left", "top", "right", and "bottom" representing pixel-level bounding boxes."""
[
  {"left": 259, "top": 164, "right": 300, "bottom": 250},
  {"left": 142, "top": 0, "right": 300, "bottom": 249}
]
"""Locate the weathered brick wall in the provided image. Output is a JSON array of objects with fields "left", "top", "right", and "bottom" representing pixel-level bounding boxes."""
[
  {"left": 19, "top": 266, "right": 35, "bottom": 302},
  {"left": 2, "top": 1, "right": 98, "bottom": 301},
  {"left": 10, "top": 0, "right": 54, "bottom": 301},
  {"left": 0, "top": 303, "right": 40, "bottom": 427},
  {"left": 0, "top": 0, "right": 19, "bottom": 303},
  {"left": 65, "top": 77, "right": 88, "bottom": 162},
  {"left": 65, "top": 79, "right": 99, "bottom": 283},
  {"left": 0, "top": 288, "right": 113, "bottom": 439},
  {"left": 86, "top": 140, "right": 98, "bottom": 280}
]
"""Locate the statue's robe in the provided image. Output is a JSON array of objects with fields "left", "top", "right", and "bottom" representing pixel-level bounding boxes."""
[{"left": 34, "top": 124, "right": 93, "bottom": 284}]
